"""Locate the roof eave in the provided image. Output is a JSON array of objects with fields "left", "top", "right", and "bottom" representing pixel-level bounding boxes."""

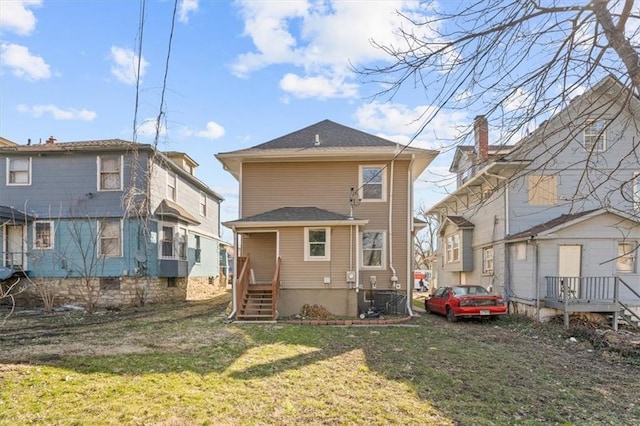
[{"left": 223, "top": 218, "right": 369, "bottom": 229}]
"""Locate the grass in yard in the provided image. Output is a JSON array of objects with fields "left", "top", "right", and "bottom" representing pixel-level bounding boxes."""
[{"left": 1, "top": 292, "right": 639, "bottom": 425}]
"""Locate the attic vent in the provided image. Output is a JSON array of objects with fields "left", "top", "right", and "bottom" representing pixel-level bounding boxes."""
[{"left": 314, "top": 134, "right": 320, "bottom": 146}]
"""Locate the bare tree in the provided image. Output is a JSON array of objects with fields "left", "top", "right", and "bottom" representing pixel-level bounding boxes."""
[
  {"left": 358, "top": 0, "right": 639, "bottom": 207},
  {"left": 414, "top": 202, "right": 438, "bottom": 270}
]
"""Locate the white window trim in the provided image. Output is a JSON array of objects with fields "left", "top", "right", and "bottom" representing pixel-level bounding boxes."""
[
  {"left": 97, "top": 219, "right": 123, "bottom": 258},
  {"left": 194, "top": 234, "right": 202, "bottom": 264},
  {"left": 167, "top": 171, "right": 177, "bottom": 201},
  {"left": 445, "top": 233, "right": 460, "bottom": 264},
  {"left": 96, "top": 155, "right": 123, "bottom": 192},
  {"left": 617, "top": 241, "right": 637, "bottom": 274},
  {"left": 160, "top": 223, "right": 175, "bottom": 260},
  {"left": 361, "top": 230, "right": 386, "bottom": 270},
  {"left": 359, "top": 165, "right": 387, "bottom": 202},
  {"left": 482, "top": 246, "right": 494, "bottom": 275},
  {"left": 200, "top": 191, "right": 207, "bottom": 217},
  {"left": 178, "top": 226, "right": 188, "bottom": 260},
  {"left": 33, "top": 220, "right": 55, "bottom": 250},
  {"left": 583, "top": 120, "right": 607, "bottom": 152},
  {"left": 6, "top": 157, "right": 32, "bottom": 186},
  {"left": 304, "top": 227, "right": 331, "bottom": 261}
]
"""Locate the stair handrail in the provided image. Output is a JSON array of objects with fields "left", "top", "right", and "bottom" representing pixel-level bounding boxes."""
[
  {"left": 271, "top": 257, "right": 281, "bottom": 319},
  {"left": 618, "top": 277, "right": 640, "bottom": 301},
  {"left": 236, "top": 254, "right": 251, "bottom": 314}
]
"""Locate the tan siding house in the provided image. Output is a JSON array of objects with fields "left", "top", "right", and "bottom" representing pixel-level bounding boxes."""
[{"left": 216, "top": 120, "right": 437, "bottom": 319}]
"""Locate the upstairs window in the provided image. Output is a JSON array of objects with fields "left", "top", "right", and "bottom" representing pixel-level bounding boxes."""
[
  {"left": 445, "top": 233, "right": 460, "bottom": 263},
  {"left": 528, "top": 175, "right": 557, "bottom": 206},
  {"left": 167, "top": 171, "right": 177, "bottom": 201},
  {"left": 583, "top": 120, "right": 607, "bottom": 152},
  {"left": 617, "top": 242, "right": 637, "bottom": 274},
  {"left": 200, "top": 192, "right": 207, "bottom": 217},
  {"left": 98, "top": 219, "right": 122, "bottom": 257},
  {"left": 34, "top": 221, "right": 54, "bottom": 249},
  {"left": 7, "top": 157, "right": 31, "bottom": 185},
  {"left": 482, "top": 246, "right": 494, "bottom": 275},
  {"left": 305, "top": 227, "right": 330, "bottom": 261},
  {"left": 360, "top": 165, "right": 386, "bottom": 201},
  {"left": 362, "top": 231, "right": 384, "bottom": 268},
  {"left": 98, "top": 155, "right": 122, "bottom": 191}
]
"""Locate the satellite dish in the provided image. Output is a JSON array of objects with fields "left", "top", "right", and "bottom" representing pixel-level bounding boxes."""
[{"left": 135, "top": 251, "right": 147, "bottom": 263}]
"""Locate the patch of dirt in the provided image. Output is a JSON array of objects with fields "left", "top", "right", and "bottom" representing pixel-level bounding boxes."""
[{"left": 0, "top": 294, "right": 235, "bottom": 362}]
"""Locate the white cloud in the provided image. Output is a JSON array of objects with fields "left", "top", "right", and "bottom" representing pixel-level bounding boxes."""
[
  {"left": 0, "top": 43, "right": 50, "bottom": 80},
  {"left": 232, "top": 0, "right": 437, "bottom": 99},
  {"left": 279, "top": 73, "right": 357, "bottom": 99},
  {"left": 178, "top": 0, "right": 199, "bottom": 23},
  {"left": 195, "top": 121, "right": 225, "bottom": 140},
  {"left": 354, "top": 101, "right": 468, "bottom": 150},
  {"left": 17, "top": 104, "right": 96, "bottom": 121},
  {"left": 0, "top": 0, "right": 41, "bottom": 36},
  {"left": 109, "top": 46, "right": 148, "bottom": 85},
  {"left": 502, "top": 87, "right": 530, "bottom": 112},
  {"left": 136, "top": 119, "right": 166, "bottom": 137}
]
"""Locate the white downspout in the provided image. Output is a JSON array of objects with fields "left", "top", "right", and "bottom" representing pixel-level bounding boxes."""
[{"left": 388, "top": 160, "right": 398, "bottom": 286}]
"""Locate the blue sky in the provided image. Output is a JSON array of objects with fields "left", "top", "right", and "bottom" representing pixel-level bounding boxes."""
[{"left": 1, "top": 0, "right": 473, "bottom": 235}]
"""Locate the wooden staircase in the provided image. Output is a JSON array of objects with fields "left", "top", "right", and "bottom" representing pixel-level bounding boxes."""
[
  {"left": 238, "top": 285, "right": 274, "bottom": 321},
  {"left": 618, "top": 307, "right": 640, "bottom": 331}
]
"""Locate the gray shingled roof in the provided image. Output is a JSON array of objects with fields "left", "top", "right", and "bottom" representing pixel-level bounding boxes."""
[
  {"left": 505, "top": 209, "right": 599, "bottom": 240},
  {"left": 249, "top": 119, "right": 401, "bottom": 150},
  {"left": 0, "top": 139, "right": 151, "bottom": 152},
  {"left": 446, "top": 216, "right": 475, "bottom": 228},
  {"left": 154, "top": 199, "right": 201, "bottom": 225},
  {"left": 0, "top": 206, "right": 35, "bottom": 223},
  {"left": 237, "top": 206, "right": 355, "bottom": 222}
]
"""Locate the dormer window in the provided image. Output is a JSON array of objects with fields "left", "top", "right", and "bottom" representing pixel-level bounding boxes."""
[{"left": 583, "top": 120, "right": 607, "bottom": 152}]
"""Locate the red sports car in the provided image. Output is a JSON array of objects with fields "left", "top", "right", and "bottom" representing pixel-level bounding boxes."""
[{"left": 424, "top": 285, "right": 507, "bottom": 322}]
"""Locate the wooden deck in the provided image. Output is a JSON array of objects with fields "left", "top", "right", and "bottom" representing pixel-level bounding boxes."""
[{"left": 544, "top": 276, "right": 640, "bottom": 329}]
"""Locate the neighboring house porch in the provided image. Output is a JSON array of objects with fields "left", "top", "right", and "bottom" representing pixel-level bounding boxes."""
[{"left": 505, "top": 208, "right": 640, "bottom": 330}]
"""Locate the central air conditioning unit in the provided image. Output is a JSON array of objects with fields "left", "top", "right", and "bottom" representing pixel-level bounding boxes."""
[{"left": 346, "top": 271, "right": 356, "bottom": 283}]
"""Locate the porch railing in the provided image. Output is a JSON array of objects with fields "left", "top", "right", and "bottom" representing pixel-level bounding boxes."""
[
  {"left": 545, "top": 276, "right": 640, "bottom": 328},
  {"left": 271, "top": 257, "right": 281, "bottom": 319},
  {"left": 545, "top": 276, "right": 618, "bottom": 302},
  {"left": 235, "top": 254, "right": 250, "bottom": 316}
]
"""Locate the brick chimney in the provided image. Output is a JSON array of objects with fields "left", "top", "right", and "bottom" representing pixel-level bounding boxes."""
[
  {"left": 474, "top": 115, "right": 488, "bottom": 162},
  {"left": 45, "top": 136, "right": 57, "bottom": 144}
]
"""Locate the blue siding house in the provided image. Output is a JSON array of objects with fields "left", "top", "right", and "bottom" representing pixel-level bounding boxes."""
[
  {"left": 428, "top": 76, "right": 640, "bottom": 328},
  {"left": 1, "top": 137, "right": 224, "bottom": 309}
]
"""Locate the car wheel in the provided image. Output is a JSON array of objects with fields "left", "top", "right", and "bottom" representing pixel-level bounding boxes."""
[
  {"left": 424, "top": 301, "right": 431, "bottom": 314},
  {"left": 446, "top": 307, "right": 457, "bottom": 322}
]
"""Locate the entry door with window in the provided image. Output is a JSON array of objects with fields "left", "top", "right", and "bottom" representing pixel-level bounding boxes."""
[
  {"left": 558, "top": 245, "right": 582, "bottom": 298},
  {"left": 6, "top": 225, "right": 25, "bottom": 269}
]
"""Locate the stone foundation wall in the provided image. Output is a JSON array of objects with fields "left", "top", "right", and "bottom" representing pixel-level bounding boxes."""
[
  {"left": 186, "top": 275, "right": 225, "bottom": 300},
  {"left": 6, "top": 275, "right": 223, "bottom": 310}
]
